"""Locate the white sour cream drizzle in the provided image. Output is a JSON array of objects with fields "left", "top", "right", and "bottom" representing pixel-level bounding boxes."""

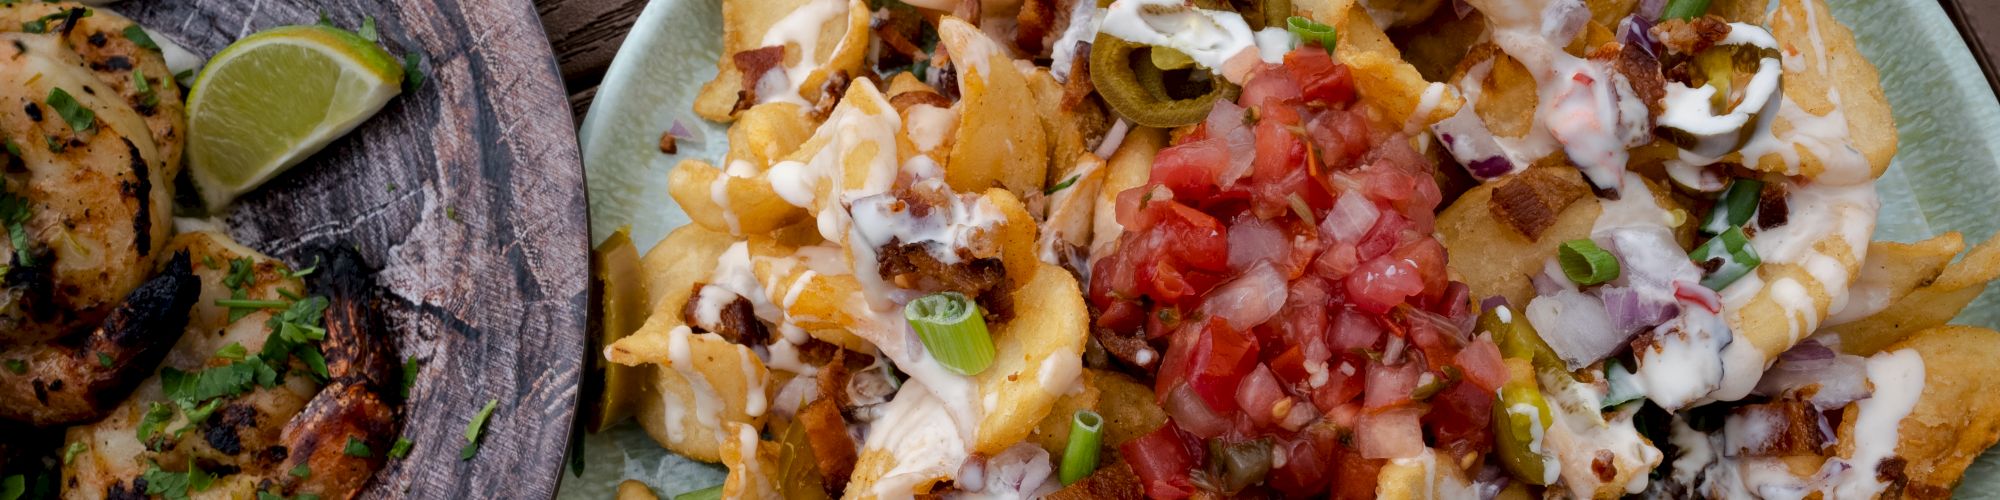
[
  {"left": 1462, "top": 0, "right": 1652, "bottom": 191},
  {"left": 864, "top": 382, "right": 971, "bottom": 499},
  {"left": 1539, "top": 359, "right": 1662, "bottom": 496},
  {"left": 1666, "top": 349, "right": 1926, "bottom": 499},
  {"left": 756, "top": 0, "right": 852, "bottom": 106},
  {"left": 658, "top": 325, "right": 729, "bottom": 443}
]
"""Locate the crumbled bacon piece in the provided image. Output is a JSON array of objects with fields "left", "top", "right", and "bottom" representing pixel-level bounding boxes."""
[
  {"left": 890, "top": 89, "right": 953, "bottom": 114},
  {"left": 1486, "top": 167, "right": 1590, "bottom": 240},
  {"left": 679, "top": 284, "right": 769, "bottom": 346},
  {"left": 1607, "top": 41, "right": 1667, "bottom": 117},
  {"left": 800, "top": 399, "right": 858, "bottom": 495},
  {"left": 1045, "top": 460, "right": 1146, "bottom": 500},
  {"left": 1016, "top": 0, "right": 1056, "bottom": 56},
  {"left": 817, "top": 350, "right": 853, "bottom": 410},
  {"left": 1651, "top": 15, "right": 1733, "bottom": 56},
  {"left": 1060, "top": 42, "right": 1096, "bottom": 112},
  {"left": 730, "top": 45, "right": 787, "bottom": 113},
  {"left": 877, "top": 242, "right": 1014, "bottom": 322},
  {"left": 810, "top": 70, "right": 853, "bottom": 121},
  {"left": 1756, "top": 182, "right": 1790, "bottom": 230}
]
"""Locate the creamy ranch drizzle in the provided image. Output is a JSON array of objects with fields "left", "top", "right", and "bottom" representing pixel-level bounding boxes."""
[
  {"left": 1830, "top": 348, "right": 1924, "bottom": 498},
  {"left": 756, "top": 0, "right": 851, "bottom": 106},
  {"left": 1463, "top": 0, "right": 1651, "bottom": 190},
  {"left": 864, "top": 382, "right": 971, "bottom": 500},
  {"left": 1096, "top": 0, "right": 1293, "bottom": 84}
]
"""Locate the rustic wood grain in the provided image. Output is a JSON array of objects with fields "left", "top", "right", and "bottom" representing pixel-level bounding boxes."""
[
  {"left": 1943, "top": 0, "right": 2000, "bottom": 99},
  {"left": 538, "top": 0, "right": 648, "bottom": 93},
  {"left": 117, "top": 0, "right": 590, "bottom": 498}
]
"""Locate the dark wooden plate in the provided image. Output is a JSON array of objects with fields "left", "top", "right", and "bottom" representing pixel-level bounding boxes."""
[{"left": 115, "top": 0, "right": 588, "bottom": 497}]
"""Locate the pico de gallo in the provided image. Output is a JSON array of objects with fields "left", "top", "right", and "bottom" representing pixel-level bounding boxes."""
[{"left": 1088, "top": 46, "right": 1509, "bottom": 499}]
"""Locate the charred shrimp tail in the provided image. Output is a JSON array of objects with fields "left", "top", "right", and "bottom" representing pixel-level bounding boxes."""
[
  {"left": 0, "top": 251, "right": 198, "bottom": 427},
  {"left": 261, "top": 245, "right": 400, "bottom": 499}
]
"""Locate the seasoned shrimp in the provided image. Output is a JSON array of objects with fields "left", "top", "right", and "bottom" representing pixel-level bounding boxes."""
[
  {"left": 63, "top": 235, "right": 400, "bottom": 500},
  {"left": 0, "top": 252, "right": 198, "bottom": 427},
  {"left": 0, "top": 29, "right": 173, "bottom": 344},
  {"left": 0, "top": 2, "right": 187, "bottom": 178}
]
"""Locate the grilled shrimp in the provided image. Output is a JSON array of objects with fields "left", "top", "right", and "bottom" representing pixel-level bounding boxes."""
[
  {"left": 0, "top": 2, "right": 187, "bottom": 178},
  {"left": 0, "top": 252, "right": 198, "bottom": 427},
  {"left": 0, "top": 28, "right": 174, "bottom": 344},
  {"left": 63, "top": 234, "right": 399, "bottom": 500}
]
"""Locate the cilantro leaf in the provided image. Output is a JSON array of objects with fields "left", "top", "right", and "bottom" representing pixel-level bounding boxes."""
[
  {"left": 460, "top": 399, "right": 499, "bottom": 460},
  {"left": 358, "top": 16, "right": 379, "bottom": 42},
  {"left": 215, "top": 343, "right": 247, "bottom": 361},
  {"left": 2, "top": 359, "right": 22, "bottom": 374},
  {"left": 389, "top": 438, "right": 413, "bottom": 459},
  {"left": 0, "top": 474, "right": 20, "bottom": 500},
  {"left": 402, "top": 52, "right": 425, "bottom": 91},
  {"left": 96, "top": 352, "right": 112, "bottom": 367},
  {"left": 288, "top": 464, "right": 310, "bottom": 478},
  {"left": 45, "top": 88, "right": 95, "bottom": 133},
  {"left": 64, "top": 442, "right": 86, "bottom": 464},
  {"left": 136, "top": 402, "right": 174, "bottom": 444},
  {"left": 123, "top": 25, "right": 159, "bottom": 51},
  {"left": 284, "top": 256, "right": 320, "bottom": 279},
  {"left": 399, "top": 357, "right": 420, "bottom": 398},
  {"left": 342, "top": 437, "right": 372, "bottom": 458},
  {"left": 1044, "top": 174, "right": 1080, "bottom": 195}
]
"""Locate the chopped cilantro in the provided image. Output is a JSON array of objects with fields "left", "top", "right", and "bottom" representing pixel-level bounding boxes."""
[
  {"left": 123, "top": 25, "right": 159, "bottom": 51},
  {"left": 1044, "top": 174, "right": 1080, "bottom": 195},
  {"left": 1, "top": 179, "right": 33, "bottom": 268},
  {"left": 174, "top": 69, "right": 195, "bottom": 88},
  {"left": 389, "top": 438, "right": 413, "bottom": 459},
  {"left": 167, "top": 399, "right": 223, "bottom": 439},
  {"left": 45, "top": 88, "right": 95, "bottom": 133},
  {"left": 135, "top": 402, "right": 174, "bottom": 445},
  {"left": 0, "top": 475, "right": 19, "bottom": 500},
  {"left": 160, "top": 359, "right": 262, "bottom": 403},
  {"left": 63, "top": 442, "right": 85, "bottom": 464},
  {"left": 284, "top": 256, "right": 320, "bottom": 279},
  {"left": 460, "top": 399, "right": 499, "bottom": 460},
  {"left": 445, "top": 205, "right": 458, "bottom": 222},
  {"left": 289, "top": 464, "right": 310, "bottom": 478},
  {"left": 316, "top": 11, "right": 333, "bottom": 27},
  {"left": 342, "top": 437, "right": 372, "bottom": 458},
  {"left": 132, "top": 70, "right": 158, "bottom": 108},
  {"left": 358, "top": 16, "right": 379, "bottom": 42},
  {"left": 402, "top": 52, "right": 425, "bottom": 91},
  {"left": 2, "top": 359, "right": 22, "bottom": 374},
  {"left": 43, "top": 135, "right": 64, "bottom": 153},
  {"left": 298, "top": 347, "right": 329, "bottom": 380},
  {"left": 202, "top": 254, "right": 219, "bottom": 269},
  {"left": 140, "top": 460, "right": 214, "bottom": 500},
  {"left": 223, "top": 257, "right": 258, "bottom": 323},
  {"left": 20, "top": 8, "right": 84, "bottom": 34},
  {"left": 97, "top": 352, "right": 111, "bottom": 367},
  {"left": 215, "top": 342, "right": 247, "bottom": 361},
  {"left": 399, "top": 357, "right": 420, "bottom": 398}
]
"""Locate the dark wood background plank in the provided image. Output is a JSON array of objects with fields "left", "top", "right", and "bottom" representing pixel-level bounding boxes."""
[{"left": 118, "top": 0, "right": 590, "bottom": 497}]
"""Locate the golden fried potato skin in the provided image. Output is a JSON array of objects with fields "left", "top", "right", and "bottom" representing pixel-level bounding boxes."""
[
  {"left": 1828, "top": 235, "right": 2000, "bottom": 356},
  {"left": 974, "top": 262, "right": 1090, "bottom": 454},
  {"left": 1839, "top": 326, "right": 2000, "bottom": 499}
]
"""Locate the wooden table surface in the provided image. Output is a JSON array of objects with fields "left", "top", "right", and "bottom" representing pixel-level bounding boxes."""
[{"left": 532, "top": 0, "right": 2000, "bottom": 119}]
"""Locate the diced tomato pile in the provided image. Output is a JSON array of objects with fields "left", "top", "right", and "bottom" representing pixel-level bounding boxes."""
[{"left": 1090, "top": 48, "right": 1508, "bottom": 499}]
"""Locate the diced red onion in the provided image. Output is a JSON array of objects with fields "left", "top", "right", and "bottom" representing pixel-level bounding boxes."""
[
  {"left": 1278, "top": 400, "right": 1318, "bottom": 431},
  {"left": 1431, "top": 106, "right": 1518, "bottom": 180},
  {"left": 1359, "top": 407, "right": 1425, "bottom": 459},
  {"left": 1363, "top": 361, "right": 1420, "bottom": 410},
  {"left": 1237, "top": 364, "right": 1287, "bottom": 427},
  {"left": 1618, "top": 15, "right": 1659, "bottom": 59},
  {"left": 1202, "top": 261, "right": 1288, "bottom": 331},
  {"left": 1321, "top": 192, "right": 1381, "bottom": 244},
  {"left": 1599, "top": 285, "right": 1681, "bottom": 336},
  {"left": 1329, "top": 309, "right": 1384, "bottom": 352},
  {"left": 1452, "top": 0, "right": 1474, "bottom": 19},
  {"left": 1382, "top": 333, "right": 1408, "bottom": 366},
  {"left": 668, "top": 118, "right": 706, "bottom": 144},
  {"left": 1228, "top": 217, "right": 1291, "bottom": 273},
  {"left": 1480, "top": 295, "right": 1510, "bottom": 314},
  {"left": 1779, "top": 339, "right": 1836, "bottom": 362},
  {"left": 1208, "top": 100, "right": 1256, "bottom": 187},
  {"left": 1754, "top": 349, "right": 1869, "bottom": 410},
  {"left": 1541, "top": 0, "right": 1593, "bottom": 45},
  {"left": 971, "top": 443, "right": 1056, "bottom": 497},
  {"left": 1635, "top": 0, "right": 1666, "bottom": 21},
  {"left": 1525, "top": 289, "right": 1626, "bottom": 370},
  {"left": 1167, "top": 383, "right": 1233, "bottom": 438}
]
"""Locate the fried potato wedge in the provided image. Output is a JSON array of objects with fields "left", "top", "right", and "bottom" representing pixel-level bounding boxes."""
[
  {"left": 607, "top": 316, "right": 777, "bottom": 463},
  {"left": 1437, "top": 167, "right": 1603, "bottom": 307},
  {"left": 1091, "top": 369, "right": 1168, "bottom": 448},
  {"left": 846, "top": 385, "right": 962, "bottom": 500},
  {"left": 1393, "top": 9, "right": 1487, "bottom": 82},
  {"left": 940, "top": 18, "right": 1051, "bottom": 199},
  {"left": 721, "top": 422, "right": 784, "bottom": 498},
  {"left": 974, "top": 262, "right": 1090, "bottom": 454},
  {"left": 640, "top": 224, "right": 741, "bottom": 309},
  {"left": 1737, "top": 0, "right": 1896, "bottom": 180},
  {"left": 1836, "top": 326, "right": 2000, "bottom": 498},
  {"left": 616, "top": 480, "right": 659, "bottom": 500},
  {"left": 695, "top": 0, "right": 871, "bottom": 122},
  {"left": 668, "top": 158, "right": 812, "bottom": 236},
  {"left": 1828, "top": 234, "right": 2000, "bottom": 356},
  {"left": 1377, "top": 449, "right": 1478, "bottom": 500},
  {"left": 1459, "top": 43, "right": 1540, "bottom": 140},
  {"left": 1331, "top": 4, "right": 1463, "bottom": 130},
  {"left": 728, "top": 102, "right": 817, "bottom": 168}
]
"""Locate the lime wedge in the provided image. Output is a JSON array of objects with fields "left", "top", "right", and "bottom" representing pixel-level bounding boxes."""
[{"left": 186, "top": 25, "right": 403, "bottom": 211}]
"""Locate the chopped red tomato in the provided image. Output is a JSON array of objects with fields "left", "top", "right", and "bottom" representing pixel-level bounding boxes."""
[{"left": 1090, "top": 47, "right": 1491, "bottom": 499}]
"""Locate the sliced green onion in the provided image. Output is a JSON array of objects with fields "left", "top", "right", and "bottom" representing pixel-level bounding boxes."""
[
  {"left": 1286, "top": 16, "right": 1337, "bottom": 53},
  {"left": 1060, "top": 410, "right": 1105, "bottom": 485},
  {"left": 1662, "top": 0, "right": 1712, "bottom": 21},
  {"left": 215, "top": 299, "right": 290, "bottom": 310},
  {"left": 1691, "top": 226, "right": 1761, "bottom": 290},
  {"left": 905, "top": 292, "right": 995, "bottom": 376},
  {"left": 675, "top": 485, "right": 724, "bottom": 500},
  {"left": 1558, "top": 239, "right": 1620, "bottom": 286},
  {"left": 1700, "top": 178, "right": 1763, "bottom": 235}
]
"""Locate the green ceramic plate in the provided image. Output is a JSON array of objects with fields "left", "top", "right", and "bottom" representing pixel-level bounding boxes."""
[{"left": 567, "top": 0, "right": 2000, "bottom": 496}]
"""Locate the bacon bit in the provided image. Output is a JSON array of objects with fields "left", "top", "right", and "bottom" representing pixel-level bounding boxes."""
[
  {"left": 810, "top": 70, "right": 853, "bottom": 121},
  {"left": 679, "top": 284, "right": 769, "bottom": 346},
  {"left": 729, "top": 46, "right": 787, "bottom": 113},
  {"left": 1755, "top": 182, "right": 1790, "bottom": 230},
  {"left": 1606, "top": 41, "right": 1666, "bottom": 118},
  {"left": 1093, "top": 322, "right": 1157, "bottom": 373},
  {"left": 1059, "top": 42, "right": 1096, "bottom": 112},
  {"left": 658, "top": 131, "right": 678, "bottom": 155},
  {"left": 1591, "top": 449, "right": 1618, "bottom": 482},
  {"left": 877, "top": 242, "right": 1014, "bottom": 322},
  {"left": 890, "top": 89, "right": 954, "bottom": 114},
  {"left": 1725, "top": 399, "right": 1830, "bottom": 456},
  {"left": 1045, "top": 460, "right": 1147, "bottom": 500},
  {"left": 1016, "top": 0, "right": 1056, "bottom": 56},
  {"left": 817, "top": 349, "right": 853, "bottom": 409},
  {"left": 1651, "top": 15, "right": 1733, "bottom": 56},
  {"left": 800, "top": 399, "right": 858, "bottom": 495},
  {"left": 1485, "top": 168, "right": 1590, "bottom": 240}
]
